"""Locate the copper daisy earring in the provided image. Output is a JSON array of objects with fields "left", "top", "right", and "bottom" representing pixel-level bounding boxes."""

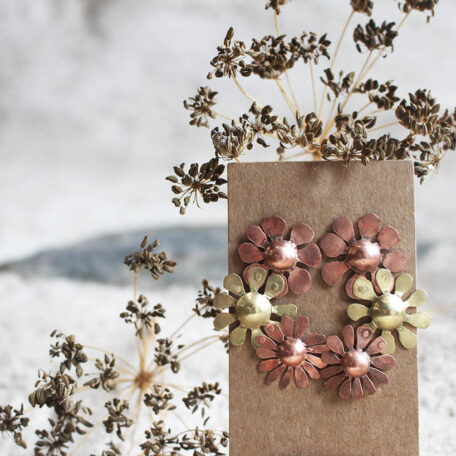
[
  {"left": 212, "top": 266, "right": 297, "bottom": 348},
  {"left": 255, "top": 315, "right": 327, "bottom": 389},
  {"left": 237, "top": 216, "right": 321, "bottom": 296},
  {"left": 321, "top": 325, "right": 397, "bottom": 399},
  {"left": 347, "top": 268, "right": 431, "bottom": 354},
  {"left": 319, "top": 213, "right": 407, "bottom": 298}
]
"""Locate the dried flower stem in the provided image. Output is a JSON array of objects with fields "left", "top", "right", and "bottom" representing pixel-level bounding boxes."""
[
  {"left": 274, "top": 78, "right": 298, "bottom": 114},
  {"left": 233, "top": 76, "right": 261, "bottom": 106},
  {"left": 84, "top": 345, "right": 136, "bottom": 372},
  {"left": 318, "top": 10, "right": 354, "bottom": 118},
  {"left": 309, "top": 61, "right": 318, "bottom": 113},
  {"left": 370, "top": 120, "right": 400, "bottom": 132}
]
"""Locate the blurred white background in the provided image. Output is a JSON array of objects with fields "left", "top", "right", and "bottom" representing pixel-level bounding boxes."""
[{"left": 0, "top": 0, "right": 455, "bottom": 454}]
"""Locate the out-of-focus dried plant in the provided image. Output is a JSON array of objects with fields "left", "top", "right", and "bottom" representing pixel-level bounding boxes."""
[
  {"left": 172, "top": 0, "right": 453, "bottom": 213},
  {"left": 0, "top": 239, "right": 227, "bottom": 455}
]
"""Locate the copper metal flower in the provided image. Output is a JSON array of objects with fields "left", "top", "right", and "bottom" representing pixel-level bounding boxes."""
[
  {"left": 321, "top": 325, "right": 397, "bottom": 399},
  {"left": 319, "top": 213, "right": 406, "bottom": 297},
  {"left": 255, "top": 315, "right": 327, "bottom": 389},
  {"left": 213, "top": 266, "right": 297, "bottom": 348},
  {"left": 238, "top": 216, "right": 321, "bottom": 295},
  {"left": 347, "top": 268, "right": 431, "bottom": 354}
]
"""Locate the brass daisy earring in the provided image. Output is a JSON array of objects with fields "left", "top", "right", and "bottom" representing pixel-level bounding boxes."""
[
  {"left": 212, "top": 266, "right": 297, "bottom": 348},
  {"left": 347, "top": 268, "right": 431, "bottom": 354},
  {"left": 255, "top": 315, "right": 327, "bottom": 389}
]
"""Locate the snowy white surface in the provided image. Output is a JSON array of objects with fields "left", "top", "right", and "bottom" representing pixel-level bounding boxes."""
[{"left": 0, "top": 0, "right": 455, "bottom": 454}]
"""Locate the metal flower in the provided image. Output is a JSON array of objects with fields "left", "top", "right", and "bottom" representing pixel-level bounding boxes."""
[
  {"left": 238, "top": 216, "right": 321, "bottom": 296},
  {"left": 213, "top": 266, "right": 297, "bottom": 348},
  {"left": 255, "top": 315, "right": 327, "bottom": 389},
  {"left": 319, "top": 213, "right": 406, "bottom": 297},
  {"left": 321, "top": 325, "right": 397, "bottom": 399},
  {"left": 347, "top": 268, "right": 432, "bottom": 354}
]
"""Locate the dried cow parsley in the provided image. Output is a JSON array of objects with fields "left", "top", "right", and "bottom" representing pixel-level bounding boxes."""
[{"left": 184, "top": 86, "right": 218, "bottom": 128}]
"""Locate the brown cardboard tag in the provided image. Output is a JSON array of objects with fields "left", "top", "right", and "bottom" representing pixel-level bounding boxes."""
[{"left": 228, "top": 161, "right": 418, "bottom": 456}]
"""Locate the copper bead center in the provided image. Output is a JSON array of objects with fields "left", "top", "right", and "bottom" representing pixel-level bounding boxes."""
[
  {"left": 345, "top": 239, "right": 381, "bottom": 272},
  {"left": 264, "top": 240, "right": 298, "bottom": 271},
  {"left": 343, "top": 349, "right": 370, "bottom": 378},
  {"left": 279, "top": 338, "right": 307, "bottom": 367}
]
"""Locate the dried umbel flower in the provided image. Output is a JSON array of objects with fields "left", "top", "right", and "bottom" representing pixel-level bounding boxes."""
[
  {"left": 351, "top": 0, "right": 373, "bottom": 15},
  {"left": 0, "top": 405, "right": 29, "bottom": 449},
  {"left": 353, "top": 19, "right": 398, "bottom": 53},
  {"left": 256, "top": 316, "right": 327, "bottom": 389},
  {"left": 154, "top": 338, "right": 184, "bottom": 374},
  {"left": 193, "top": 279, "right": 222, "bottom": 319},
  {"left": 84, "top": 354, "right": 119, "bottom": 392},
  {"left": 348, "top": 268, "right": 431, "bottom": 353},
  {"left": 207, "top": 27, "right": 247, "bottom": 79},
  {"left": 288, "top": 31, "right": 331, "bottom": 64},
  {"left": 238, "top": 216, "right": 321, "bottom": 295},
  {"left": 354, "top": 78, "right": 400, "bottom": 110},
  {"left": 144, "top": 385, "right": 175, "bottom": 415},
  {"left": 49, "top": 331, "right": 88, "bottom": 378},
  {"left": 183, "top": 382, "right": 222, "bottom": 418},
  {"left": 265, "top": 0, "right": 291, "bottom": 14},
  {"left": 184, "top": 86, "right": 218, "bottom": 128},
  {"left": 124, "top": 237, "right": 176, "bottom": 278},
  {"left": 320, "top": 213, "right": 406, "bottom": 297},
  {"left": 396, "top": 0, "right": 438, "bottom": 18},
  {"left": 213, "top": 266, "right": 296, "bottom": 347},
  {"left": 321, "top": 325, "right": 397, "bottom": 399},
  {"left": 211, "top": 121, "right": 255, "bottom": 160},
  {"left": 320, "top": 68, "right": 355, "bottom": 99},
  {"left": 120, "top": 294, "right": 166, "bottom": 337},
  {"left": 103, "top": 398, "right": 133, "bottom": 441},
  {"left": 29, "top": 372, "right": 77, "bottom": 408},
  {"left": 167, "top": 158, "right": 227, "bottom": 214}
]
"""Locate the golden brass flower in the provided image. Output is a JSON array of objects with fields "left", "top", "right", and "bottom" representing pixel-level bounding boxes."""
[{"left": 347, "top": 268, "right": 431, "bottom": 354}]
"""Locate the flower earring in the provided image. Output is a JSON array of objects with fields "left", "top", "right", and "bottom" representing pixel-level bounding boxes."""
[
  {"left": 213, "top": 266, "right": 297, "bottom": 348},
  {"left": 238, "top": 216, "right": 321, "bottom": 295}
]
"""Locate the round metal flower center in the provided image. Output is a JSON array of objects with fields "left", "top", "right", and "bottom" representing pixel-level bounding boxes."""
[
  {"left": 345, "top": 239, "right": 381, "bottom": 272},
  {"left": 343, "top": 349, "right": 370, "bottom": 378},
  {"left": 264, "top": 240, "right": 298, "bottom": 271},
  {"left": 278, "top": 338, "right": 307, "bottom": 367},
  {"left": 371, "top": 293, "right": 406, "bottom": 330},
  {"left": 235, "top": 292, "right": 272, "bottom": 329}
]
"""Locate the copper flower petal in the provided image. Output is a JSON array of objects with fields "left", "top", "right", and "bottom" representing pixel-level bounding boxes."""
[
  {"left": 356, "top": 326, "right": 373, "bottom": 351},
  {"left": 325, "top": 373, "right": 346, "bottom": 390},
  {"left": 242, "top": 263, "right": 269, "bottom": 285},
  {"left": 308, "top": 344, "right": 328, "bottom": 354},
  {"left": 267, "top": 364, "right": 287, "bottom": 384},
  {"left": 339, "top": 378, "right": 352, "bottom": 399},
  {"left": 345, "top": 273, "right": 365, "bottom": 300},
  {"left": 352, "top": 378, "right": 363, "bottom": 399},
  {"left": 281, "top": 315, "right": 294, "bottom": 338},
  {"left": 377, "top": 225, "right": 400, "bottom": 250},
  {"left": 326, "top": 335, "right": 345, "bottom": 356},
  {"left": 279, "top": 367, "right": 293, "bottom": 389},
  {"left": 290, "top": 223, "right": 314, "bottom": 246},
  {"left": 288, "top": 268, "right": 311, "bottom": 294},
  {"left": 238, "top": 242, "right": 264, "bottom": 264},
  {"left": 306, "top": 354, "right": 326, "bottom": 369},
  {"left": 246, "top": 224, "right": 268, "bottom": 248},
  {"left": 295, "top": 366, "right": 309, "bottom": 388},
  {"left": 294, "top": 316, "right": 309, "bottom": 339},
  {"left": 322, "top": 261, "right": 349, "bottom": 286},
  {"left": 260, "top": 216, "right": 286, "bottom": 239},
  {"left": 321, "top": 365, "right": 343, "bottom": 379},
  {"left": 361, "top": 375, "right": 377, "bottom": 395},
  {"left": 298, "top": 243, "right": 322, "bottom": 267},
  {"left": 342, "top": 325, "right": 355, "bottom": 350},
  {"left": 256, "top": 348, "right": 278, "bottom": 359},
  {"left": 371, "top": 354, "right": 396, "bottom": 371},
  {"left": 304, "top": 334, "right": 326, "bottom": 346},
  {"left": 256, "top": 335, "right": 278, "bottom": 351},
  {"left": 264, "top": 322, "right": 284, "bottom": 343},
  {"left": 302, "top": 361, "right": 320, "bottom": 379},
  {"left": 358, "top": 213, "right": 381, "bottom": 238},
  {"left": 319, "top": 233, "right": 347, "bottom": 258},
  {"left": 321, "top": 351, "right": 340, "bottom": 365},
  {"left": 332, "top": 216, "right": 355, "bottom": 242},
  {"left": 368, "top": 367, "right": 388, "bottom": 385},
  {"left": 366, "top": 336, "right": 387, "bottom": 355},
  {"left": 258, "top": 358, "right": 281, "bottom": 373},
  {"left": 383, "top": 251, "right": 407, "bottom": 273}
]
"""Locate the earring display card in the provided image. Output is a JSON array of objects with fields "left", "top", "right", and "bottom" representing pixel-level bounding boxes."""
[{"left": 228, "top": 161, "right": 418, "bottom": 456}]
